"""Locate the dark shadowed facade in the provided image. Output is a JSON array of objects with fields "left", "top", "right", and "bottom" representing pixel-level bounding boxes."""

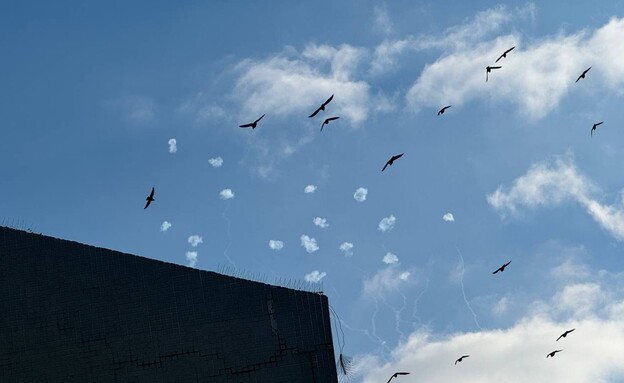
[{"left": 0, "top": 227, "right": 338, "bottom": 382}]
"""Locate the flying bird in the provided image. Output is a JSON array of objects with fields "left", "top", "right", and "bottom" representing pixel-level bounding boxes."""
[
  {"left": 387, "top": 372, "right": 410, "bottom": 383},
  {"left": 144, "top": 187, "right": 155, "bottom": 209},
  {"left": 495, "top": 46, "right": 515, "bottom": 63},
  {"left": 455, "top": 355, "right": 470, "bottom": 365},
  {"left": 547, "top": 350, "right": 563, "bottom": 358},
  {"left": 320, "top": 116, "right": 340, "bottom": 131},
  {"left": 308, "top": 94, "right": 334, "bottom": 118},
  {"left": 486, "top": 66, "right": 502, "bottom": 82},
  {"left": 382, "top": 153, "right": 404, "bottom": 172},
  {"left": 492, "top": 260, "right": 512, "bottom": 274},
  {"left": 576, "top": 66, "right": 591, "bottom": 83},
  {"left": 556, "top": 329, "right": 575, "bottom": 342},
  {"left": 591, "top": 121, "right": 603, "bottom": 137},
  {"left": 437, "top": 105, "right": 452, "bottom": 116},
  {"left": 239, "top": 114, "right": 265, "bottom": 129}
]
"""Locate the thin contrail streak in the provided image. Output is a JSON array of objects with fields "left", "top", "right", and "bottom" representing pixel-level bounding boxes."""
[{"left": 456, "top": 247, "right": 482, "bottom": 330}]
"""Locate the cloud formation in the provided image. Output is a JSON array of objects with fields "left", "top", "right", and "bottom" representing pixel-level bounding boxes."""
[
  {"left": 487, "top": 156, "right": 624, "bottom": 240},
  {"left": 354, "top": 187, "right": 368, "bottom": 202},
  {"left": 167, "top": 138, "right": 177, "bottom": 153},
  {"left": 219, "top": 189, "right": 235, "bottom": 200},
  {"left": 268, "top": 240, "right": 284, "bottom": 251},
  {"left": 313, "top": 217, "right": 329, "bottom": 228},
  {"left": 185, "top": 251, "right": 198, "bottom": 268},
  {"left": 378, "top": 214, "right": 396, "bottom": 232},
  {"left": 233, "top": 44, "right": 371, "bottom": 125},
  {"left": 339, "top": 242, "right": 354, "bottom": 257},
  {"left": 382, "top": 252, "right": 399, "bottom": 264},
  {"left": 304, "top": 270, "right": 327, "bottom": 283},
  {"left": 403, "top": 6, "right": 624, "bottom": 119},
  {"left": 356, "top": 260, "right": 624, "bottom": 383},
  {"left": 443, "top": 213, "right": 455, "bottom": 222},
  {"left": 187, "top": 235, "right": 203, "bottom": 247},
  {"left": 300, "top": 234, "right": 319, "bottom": 253},
  {"left": 304, "top": 185, "right": 317, "bottom": 194},
  {"left": 160, "top": 221, "right": 172, "bottom": 232},
  {"left": 208, "top": 157, "right": 223, "bottom": 167}
]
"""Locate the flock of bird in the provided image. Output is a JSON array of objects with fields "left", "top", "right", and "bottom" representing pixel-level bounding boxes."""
[{"left": 140, "top": 43, "right": 595, "bottom": 380}]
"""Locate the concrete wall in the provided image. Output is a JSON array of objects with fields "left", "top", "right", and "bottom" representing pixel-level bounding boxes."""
[{"left": 0, "top": 227, "right": 338, "bottom": 382}]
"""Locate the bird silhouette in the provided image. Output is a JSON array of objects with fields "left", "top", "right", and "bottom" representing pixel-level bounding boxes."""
[
  {"left": 320, "top": 116, "right": 340, "bottom": 131},
  {"left": 382, "top": 153, "right": 404, "bottom": 172},
  {"left": 576, "top": 66, "right": 591, "bottom": 83},
  {"left": 556, "top": 328, "right": 575, "bottom": 342},
  {"left": 591, "top": 121, "right": 603, "bottom": 137},
  {"left": 547, "top": 350, "right": 563, "bottom": 358},
  {"left": 495, "top": 46, "right": 515, "bottom": 63},
  {"left": 144, "top": 187, "right": 155, "bottom": 209},
  {"left": 387, "top": 372, "right": 410, "bottom": 383},
  {"left": 492, "top": 260, "right": 511, "bottom": 274},
  {"left": 455, "top": 355, "right": 470, "bottom": 365},
  {"left": 308, "top": 94, "right": 334, "bottom": 118},
  {"left": 486, "top": 66, "right": 502, "bottom": 82},
  {"left": 437, "top": 105, "right": 452, "bottom": 116},
  {"left": 239, "top": 114, "right": 265, "bottom": 129}
]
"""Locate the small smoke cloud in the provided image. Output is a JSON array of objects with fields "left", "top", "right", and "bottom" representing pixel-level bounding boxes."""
[
  {"left": 187, "top": 235, "right": 203, "bottom": 247},
  {"left": 383, "top": 252, "right": 399, "bottom": 264},
  {"left": 354, "top": 187, "right": 368, "bottom": 202},
  {"left": 209, "top": 157, "right": 223, "bottom": 167},
  {"left": 313, "top": 217, "right": 329, "bottom": 228},
  {"left": 220, "top": 189, "right": 235, "bottom": 200},
  {"left": 300, "top": 234, "right": 319, "bottom": 253},
  {"left": 304, "top": 185, "right": 317, "bottom": 194},
  {"left": 168, "top": 138, "right": 177, "bottom": 153},
  {"left": 304, "top": 270, "right": 327, "bottom": 283},
  {"left": 186, "top": 251, "right": 198, "bottom": 267},
  {"left": 339, "top": 242, "right": 354, "bottom": 256},
  {"left": 160, "top": 221, "right": 172, "bottom": 232},
  {"left": 443, "top": 213, "right": 455, "bottom": 222},
  {"left": 269, "top": 240, "right": 284, "bottom": 250},
  {"left": 378, "top": 214, "right": 396, "bottom": 232}
]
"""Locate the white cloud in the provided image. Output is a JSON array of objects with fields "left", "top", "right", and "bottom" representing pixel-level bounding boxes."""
[
  {"left": 487, "top": 156, "right": 624, "bottom": 240},
  {"left": 268, "top": 240, "right": 284, "bottom": 251},
  {"left": 160, "top": 221, "right": 172, "bottom": 232},
  {"left": 443, "top": 213, "right": 455, "bottom": 222},
  {"left": 378, "top": 214, "right": 396, "bottom": 232},
  {"left": 405, "top": 9, "right": 624, "bottom": 119},
  {"left": 356, "top": 264, "right": 624, "bottom": 383},
  {"left": 300, "top": 234, "right": 319, "bottom": 253},
  {"left": 208, "top": 157, "right": 223, "bottom": 167},
  {"left": 354, "top": 187, "right": 368, "bottom": 202},
  {"left": 339, "top": 242, "right": 354, "bottom": 257},
  {"left": 363, "top": 266, "right": 412, "bottom": 297},
  {"left": 185, "top": 251, "right": 198, "bottom": 268},
  {"left": 313, "top": 217, "right": 329, "bottom": 229},
  {"left": 187, "top": 235, "right": 203, "bottom": 247},
  {"left": 233, "top": 44, "right": 371, "bottom": 125},
  {"left": 382, "top": 252, "right": 399, "bottom": 264},
  {"left": 168, "top": 138, "right": 177, "bottom": 154},
  {"left": 219, "top": 189, "right": 235, "bottom": 200},
  {"left": 304, "top": 270, "right": 327, "bottom": 283},
  {"left": 304, "top": 185, "right": 317, "bottom": 194}
]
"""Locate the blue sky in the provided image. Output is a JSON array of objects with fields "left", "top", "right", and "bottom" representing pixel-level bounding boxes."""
[{"left": 3, "top": 1, "right": 624, "bottom": 381}]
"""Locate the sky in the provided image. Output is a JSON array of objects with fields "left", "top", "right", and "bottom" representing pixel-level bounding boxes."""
[{"left": 2, "top": 1, "right": 624, "bottom": 381}]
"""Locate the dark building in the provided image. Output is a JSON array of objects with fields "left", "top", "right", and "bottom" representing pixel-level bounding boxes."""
[{"left": 0, "top": 227, "right": 338, "bottom": 382}]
